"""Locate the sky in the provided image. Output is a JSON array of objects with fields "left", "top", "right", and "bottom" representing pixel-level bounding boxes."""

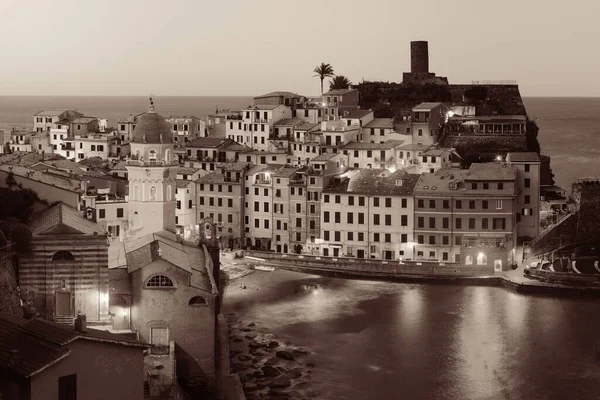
[{"left": 0, "top": 0, "right": 599, "bottom": 97}]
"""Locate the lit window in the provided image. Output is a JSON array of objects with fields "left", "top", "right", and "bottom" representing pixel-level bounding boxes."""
[
  {"left": 477, "top": 253, "right": 488, "bottom": 266},
  {"left": 146, "top": 275, "right": 174, "bottom": 288},
  {"left": 149, "top": 149, "right": 157, "bottom": 160}
]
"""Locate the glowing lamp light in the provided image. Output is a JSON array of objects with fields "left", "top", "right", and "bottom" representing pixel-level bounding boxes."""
[
  {"left": 122, "top": 308, "right": 127, "bottom": 316},
  {"left": 447, "top": 110, "right": 455, "bottom": 118},
  {"left": 495, "top": 155, "right": 502, "bottom": 161},
  {"left": 322, "top": 102, "right": 326, "bottom": 107},
  {"left": 388, "top": 166, "right": 396, "bottom": 173},
  {"left": 478, "top": 252, "right": 485, "bottom": 258},
  {"left": 406, "top": 242, "right": 415, "bottom": 248}
]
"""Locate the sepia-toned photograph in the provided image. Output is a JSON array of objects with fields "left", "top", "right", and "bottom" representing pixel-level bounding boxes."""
[{"left": 0, "top": 1, "right": 599, "bottom": 399}]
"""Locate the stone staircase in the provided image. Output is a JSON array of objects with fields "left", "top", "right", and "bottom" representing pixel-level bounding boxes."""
[{"left": 53, "top": 315, "right": 75, "bottom": 325}]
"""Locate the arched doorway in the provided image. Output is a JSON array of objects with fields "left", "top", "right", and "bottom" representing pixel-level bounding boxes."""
[{"left": 283, "top": 243, "right": 288, "bottom": 253}]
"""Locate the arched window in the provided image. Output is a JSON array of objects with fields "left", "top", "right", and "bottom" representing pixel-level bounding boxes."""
[
  {"left": 149, "top": 149, "right": 157, "bottom": 161},
  {"left": 135, "top": 149, "right": 141, "bottom": 159},
  {"left": 52, "top": 251, "right": 74, "bottom": 261},
  {"left": 134, "top": 185, "right": 139, "bottom": 201},
  {"left": 166, "top": 185, "right": 172, "bottom": 201},
  {"left": 146, "top": 275, "right": 174, "bottom": 288},
  {"left": 165, "top": 149, "right": 171, "bottom": 162},
  {"left": 477, "top": 253, "right": 488, "bottom": 266},
  {"left": 465, "top": 255, "right": 473, "bottom": 265},
  {"left": 188, "top": 296, "right": 207, "bottom": 306},
  {"left": 149, "top": 186, "right": 157, "bottom": 201}
]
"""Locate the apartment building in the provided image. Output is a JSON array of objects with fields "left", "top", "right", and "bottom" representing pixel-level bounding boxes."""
[
  {"left": 116, "top": 113, "right": 142, "bottom": 143},
  {"left": 340, "top": 109, "right": 374, "bottom": 128},
  {"left": 227, "top": 105, "right": 292, "bottom": 151},
  {"left": 166, "top": 116, "right": 204, "bottom": 144},
  {"left": 320, "top": 120, "right": 361, "bottom": 153},
  {"left": 185, "top": 137, "right": 241, "bottom": 164},
  {"left": 9, "top": 129, "right": 33, "bottom": 152},
  {"left": 341, "top": 140, "right": 405, "bottom": 170},
  {"left": 253, "top": 91, "right": 305, "bottom": 108},
  {"left": 292, "top": 104, "right": 324, "bottom": 124},
  {"left": 208, "top": 111, "right": 241, "bottom": 138},
  {"left": 196, "top": 162, "right": 250, "bottom": 248},
  {"left": 83, "top": 194, "right": 128, "bottom": 240},
  {"left": 321, "top": 89, "right": 359, "bottom": 120},
  {"left": 413, "top": 163, "right": 518, "bottom": 270},
  {"left": 289, "top": 122, "right": 321, "bottom": 165},
  {"left": 415, "top": 147, "right": 456, "bottom": 174},
  {"left": 238, "top": 148, "right": 290, "bottom": 166},
  {"left": 75, "top": 132, "right": 120, "bottom": 160},
  {"left": 363, "top": 118, "right": 395, "bottom": 143},
  {"left": 410, "top": 102, "right": 446, "bottom": 145},
  {"left": 245, "top": 164, "right": 298, "bottom": 252},
  {"left": 320, "top": 169, "right": 419, "bottom": 259},
  {"left": 507, "top": 152, "right": 541, "bottom": 239},
  {"left": 33, "top": 110, "right": 83, "bottom": 133}
]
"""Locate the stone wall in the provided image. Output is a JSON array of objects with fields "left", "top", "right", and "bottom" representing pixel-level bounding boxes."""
[
  {"left": 531, "top": 214, "right": 577, "bottom": 255},
  {"left": 576, "top": 182, "right": 600, "bottom": 243},
  {"left": 0, "top": 253, "right": 22, "bottom": 317},
  {"left": 245, "top": 251, "right": 493, "bottom": 277}
]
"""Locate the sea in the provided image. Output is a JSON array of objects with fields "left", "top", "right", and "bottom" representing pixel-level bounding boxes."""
[{"left": 1, "top": 96, "right": 599, "bottom": 190}]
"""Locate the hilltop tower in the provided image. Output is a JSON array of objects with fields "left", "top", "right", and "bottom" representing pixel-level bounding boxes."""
[
  {"left": 402, "top": 40, "right": 448, "bottom": 85},
  {"left": 126, "top": 98, "right": 177, "bottom": 238}
]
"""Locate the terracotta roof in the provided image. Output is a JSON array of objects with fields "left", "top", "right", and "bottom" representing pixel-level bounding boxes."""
[
  {"left": 175, "top": 167, "right": 199, "bottom": 175},
  {"left": 216, "top": 161, "right": 251, "bottom": 171},
  {"left": 176, "top": 180, "right": 192, "bottom": 189},
  {"left": 71, "top": 117, "right": 97, "bottom": 124},
  {"left": 28, "top": 202, "right": 106, "bottom": 236},
  {"left": 273, "top": 118, "right": 305, "bottom": 127},
  {"left": 467, "top": 163, "right": 516, "bottom": 181},
  {"left": 131, "top": 111, "right": 173, "bottom": 144},
  {"left": 0, "top": 165, "right": 83, "bottom": 193},
  {"left": 363, "top": 118, "right": 394, "bottom": 129},
  {"left": 196, "top": 172, "right": 227, "bottom": 184},
  {"left": 244, "top": 104, "right": 285, "bottom": 111},
  {"left": 311, "top": 153, "right": 340, "bottom": 162},
  {"left": 324, "top": 169, "right": 420, "bottom": 196},
  {"left": 412, "top": 102, "right": 443, "bottom": 111},
  {"left": 323, "top": 89, "right": 357, "bottom": 96},
  {"left": 507, "top": 152, "right": 540, "bottom": 163},
  {"left": 295, "top": 122, "right": 318, "bottom": 131},
  {"left": 187, "top": 137, "right": 231, "bottom": 149},
  {"left": 0, "top": 314, "right": 71, "bottom": 378},
  {"left": 341, "top": 140, "right": 405, "bottom": 150}
]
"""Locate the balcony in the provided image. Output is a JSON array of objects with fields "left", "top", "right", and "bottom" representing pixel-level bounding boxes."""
[
  {"left": 289, "top": 178, "right": 305, "bottom": 186},
  {"left": 254, "top": 178, "right": 271, "bottom": 185},
  {"left": 126, "top": 159, "right": 178, "bottom": 167},
  {"left": 374, "top": 156, "right": 395, "bottom": 163}
]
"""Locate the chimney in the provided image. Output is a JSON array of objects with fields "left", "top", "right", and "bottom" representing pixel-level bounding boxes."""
[{"left": 74, "top": 314, "right": 87, "bottom": 333}]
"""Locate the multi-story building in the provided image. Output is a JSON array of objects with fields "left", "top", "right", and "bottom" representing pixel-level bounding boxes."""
[
  {"left": 288, "top": 122, "right": 321, "bottom": 165},
  {"left": 415, "top": 147, "right": 456, "bottom": 174},
  {"left": 340, "top": 109, "right": 374, "bottom": 128},
  {"left": 245, "top": 164, "right": 298, "bottom": 252},
  {"left": 253, "top": 91, "right": 305, "bottom": 108},
  {"left": 321, "top": 89, "right": 360, "bottom": 120},
  {"left": 291, "top": 103, "right": 324, "bottom": 124},
  {"left": 9, "top": 129, "right": 33, "bottom": 152},
  {"left": 33, "top": 110, "right": 83, "bottom": 133},
  {"left": 507, "top": 152, "right": 541, "bottom": 239},
  {"left": 341, "top": 140, "right": 405, "bottom": 170},
  {"left": 116, "top": 113, "right": 142, "bottom": 143},
  {"left": 83, "top": 194, "right": 128, "bottom": 241},
  {"left": 238, "top": 147, "right": 290, "bottom": 166},
  {"left": 228, "top": 105, "right": 292, "bottom": 151},
  {"left": 320, "top": 120, "right": 361, "bottom": 153},
  {"left": 413, "top": 163, "right": 518, "bottom": 270},
  {"left": 207, "top": 111, "right": 240, "bottom": 138},
  {"left": 75, "top": 132, "right": 121, "bottom": 160},
  {"left": 166, "top": 116, "right": 205, "bottom": 145},
  {"left": 196, "top": 162, "right": 250, "bottom": 249},
  {"left": 410, "top": 102, "right": 446, "bottom": 146},
  {"left": 362, "top": 118, "right": 396, "bottom": 143},
  {"left": 320, "top": 169, "right": 419, "bottom": 259}
]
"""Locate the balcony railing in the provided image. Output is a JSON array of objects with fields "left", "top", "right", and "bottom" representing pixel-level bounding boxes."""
[{"left": 126, "top": 159, "right": 179, "bottom": 167}]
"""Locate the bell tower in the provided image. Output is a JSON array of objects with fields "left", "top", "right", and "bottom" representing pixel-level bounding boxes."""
[{"left": 126, "top": 98, "right": 177, "bottom": 238}]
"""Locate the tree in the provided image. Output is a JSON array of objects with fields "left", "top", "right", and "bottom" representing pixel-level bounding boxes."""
[
  {"left": 0, "top": 218, "right": 32, "bottom": 254},
  {"left": 329, "top": 75, "right": 352, "bottom": 91},
  {"left": 313, "top": 63, "right": 334, "bottom": 95}
]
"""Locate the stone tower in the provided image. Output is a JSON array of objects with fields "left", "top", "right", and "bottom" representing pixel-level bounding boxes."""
[
  {"left": 410, "top": 41, "right": 429, "bottom": 74},
  {"left": 126, "top": 98, "right": 177, "bottom": 238}
]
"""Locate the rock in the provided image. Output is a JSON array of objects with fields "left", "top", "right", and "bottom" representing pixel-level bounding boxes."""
[
  {"left": 276, "top": 351, "right": 295, "bottom": 361},
  {"left": 245, "top": 332, "right": 258, "bottom": 339},
  {"left": 248, "top": 322, "right": 256, "bottom": 327},
  {"left": 267, "top": 341, "right": 280, "bottom": 349},
  {"left": 268, "top": 389, "right": 291, "bottom": 398},
  {"left": 232, "top": 362, "right": 250, "bottom": 371},
  {"left": 244, "top": 382, "right": 259, "bottom": 391},
  {"left": 252, "top": 357, "right": 263, "bottom": 364},
  {"left": 270, "top": 375, "right": 292, "bottom": 388},
  {"left": 292, "top": 348, "right": 309, "bottom": 356},
  {"left": 230, "top": 349, "right": 242, "bottom": 356},
  {"left": 232, "top": 336, "right": 244, "bottom": 343},
  {"left": 291, "top": 382, "right": 311, "bottom": 390},
  {"left": 305, "top": 390, "right": 318, "bottom": 398},
  {"left": 239, "top": 354, "right": 252, "bottom": 362},
  {"left": 250, "top": 348, "right": 268, "bottom": 356},
  {"left": 261, "top": 365, "right": 281, "bottom": 377},
  {"left": 248, "top": 340, "right": 265, "bottom": 348},
  {"left": 286, "top": 368, "right": 302, "bottom": 379},
  {"left": 305, "top": 362, "right": 315, "bottom": 368},
  {"left": 240, "top": 327, "right": 252, "bottom": 332},
  {"left": 265, "top": 357, "right": 279, "bottom": 366},
  {"left": 252, "top": 370, "right": 264, "bottom": 377},
  {"left": 276, "top": 366, "right": 288, "bottom": 373}
]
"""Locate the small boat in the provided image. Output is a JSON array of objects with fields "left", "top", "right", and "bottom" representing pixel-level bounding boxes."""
[{"left": 254, "top": 265, "right": 275, "bottom": 272}]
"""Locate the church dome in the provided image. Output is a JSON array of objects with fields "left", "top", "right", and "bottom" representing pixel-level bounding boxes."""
[{"left": 132, "top": 102, "right": 173, "bottom": 144}]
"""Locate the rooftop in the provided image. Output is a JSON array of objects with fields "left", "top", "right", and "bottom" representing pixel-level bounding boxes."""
[
  {"left": 196, "top": 172, "right": 229, "bottom": 184},
  {"left": 363, "top": 118, "right": 394, "bottom": 129},
  {"left": 324, "top": 169, "right": 420, "bottom": 196},
  {"left": 71, "top": 117, "right": 98, "bottom": 124},
  {"left": 341, "top": 140, "right": 405, "bottom": 150},
  {"left": 176, "top": 179, "right": 193, "bottom": 189},
  {"left": 187, "top": 137, "right": 232, "bottom": 149},
  {"left": 175, "top": 166, "right": 199, "bottom": 175},
  {"left": 467, "top": 163, "right": 517, "bottom": 181},
  {"left": 273, "top": 118, "right": 305, "bottom": 127},
  {"left": 413, "top": 102, "right": 444, "bottom": 111},
  {"left": 254, "top": 91, "right": 302, "bottom": 99},
  {"left": 507, "top": 152, "right": 540, "bottom": 163},
  {"left": 448, "top": 115, "right": 527, "bottom": 123},
  {"left": 311, "top": 153, "right": 341, "bottom": 162},
  {"left": 244, "top": 104, "right": 285, "bottom": 111},
  {"left": 342, "top": 110, "right": 373, "bottom": 119},
  {"left": 323, "top": 89, "right": 357, "bottom": 96},
  {"left": 0, "top": 165, "right": 83, "bottom": 193},
  {"left": 28, "top": 202, "right": 106, "bottom": 236}
]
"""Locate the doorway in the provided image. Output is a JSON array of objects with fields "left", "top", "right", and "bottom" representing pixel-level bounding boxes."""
[
  {"left": 494, "top": 260, "right": 502, "bottom": 272},
  {"left": 55, "top": 291, "right": 71, "bottom": 316}
]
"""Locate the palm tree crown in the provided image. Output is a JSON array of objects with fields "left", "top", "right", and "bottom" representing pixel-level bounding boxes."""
[
  {"left": 313, "top": 63, "right": 334, "bottom": 95},
  {"left": 329, "top": 75, "right": 352, "bottom": 91}
]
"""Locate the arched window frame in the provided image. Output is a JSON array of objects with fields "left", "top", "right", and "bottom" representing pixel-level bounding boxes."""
[
  {"left": 465, "top": 255, "right": 474, "bottom": 265},
  {"left": 477, "top": 253, "right": 488, "bottom": 266},
  {"left": 149, "top": 186, "right": 157, "bottom": 201},
  {"left": 188, "top": 296, "right": 207, "bottom": 307},
  {"left": 166, "top": 185, "right": 172, "bottom": 201},
  {"left": 149, "top": 149, "right": 157, "bottom": 161},
  {"left": 145, "top": 274, "right": 176, "bottom": 289},
  {"left": 165, "top": 149, "right": 171, "bottom": 163},
  {"left": 52, "top": 251, "right": 74, "bottom": 261}
]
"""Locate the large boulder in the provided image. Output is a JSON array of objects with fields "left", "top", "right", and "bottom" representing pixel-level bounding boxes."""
[
  {"left": 275, "top": 350, "right": 295, "bottom": 361},
  {"left": 262, "top": 365, "right": 281, "bottom": 377},
  {"left": 270, "top": 375, "right": 292, "bottom": 388}
]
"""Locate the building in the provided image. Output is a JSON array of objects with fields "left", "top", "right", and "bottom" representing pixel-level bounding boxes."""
[
  {"left": 175, "top": 179, "right": 196, "bottom": 231},
  {"left": 341, "top": 140, "right": 406, "bottom": 170},
  {"left": 320, "top": 169, "right": 419, "bottom": 259},
  {"left": 83, "top": 194, "right": 128, "bottom": 241},
  {"left": 340, "top": 109, "right": 374, "bottom": 127},
  {"left": 125, "top": 102, "right": 178, "bottom": 239},
  {"left": 75, "top": 131, "right": 121, "bottom": 160},
  {"left": 0, "top": 313, "right": 148, "bottom": 400},
  {"left": 195, "top": 162, "right": 250, "bottom": 249},
  {"left": 507, "top": 152, "right": 541, "bottom": 239},
  {"left": 116, "top": 113, "right": 143, "bottom": 143},
  {"left": 33, "top": 110, "right": 83, "bottom": 133},
  {"left": 207, "top": 111, "right": 240, "bottom": 138},
  {"left": 185, "top": 137, "right": 240, "bottom": 165},
  {"left": 253, "top": 91, "right": 305, "bottom": 108},
  {"left": 362, "top": 118, "right": 396, "bottom": 143},
  {"left": 320, "top": 119, "right": 361, "bottom": 152},
  {"left": 321, "top": 89, "right": 360, "bottom": 120},
  {"left": 410, "top": 102, "right": 446, "bottom": 146},
  {"left": 228, "top": 104, "right": 292, "bottom": 151},
  {"left": 413, "top": 163, "right": 518, "bottom": 270},
  {"left": 401, "top": 40, "right": 448, "bottom": 85},
  {"left": 289, "top": 122, "right": 321, "bottom": 165},
  {"left": 19, "top": 202, "right": 109, "bottom": 324},
  {"left": 166, "top": 116, "right": 204, "bottom": 144},
  {"left": 8, "top": 129, "right": 33, "bottom": 153}
]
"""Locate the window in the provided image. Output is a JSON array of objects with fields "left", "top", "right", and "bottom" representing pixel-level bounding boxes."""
[
  {"left": 417, "top": 217, "right": 424, "bottom": 228},
  {"left": 335, "top": 195, "right": 341, "bottom": 204},
  {"left": 496, "top": 200, "right": 503, "bottom": 210},
  {"left": 498, "top": 182, "right": 504, "bottom": 190},
  {"left": 493, "top": 218, "right": 506, "bottom": 230},
  {"left": 455, "top": 218, "right": 462, "bottom": 229},
  {"left": 59, "top": 374, "right": 77, "bottom": 400},
  {"left": 324, "top": 231, "right": 330, "bottom": 240},
  {"left": 469, "top": 200, "right": 475, "bottom": 209},
  {"left": 188, "top": 296, "right": 207, "bottom": 306},
  {"left": 296, "top": 218, "right": 302, "bottom": 228},
  {"left": 385, "top": 215, "right": 391, "bottom": 226},
  {"left": 525, "top": 164, "right": 530, "bottom": 172},
  {"left": 429, "top": 236, "right": 436, "bottom": 245},
  {"left": 442, "top": 236, "right": 449, "bottom": 245},
  {"left": 177, "top": 200, "right": 181, "bottom": 209},
  {"left": 442, "top": 218, "right": 449, "bottom": 229},
  {"left": 324, "top": 211, "right": 330, "bottom": 223},
  {"left": 482, "top": 200, "right": 488, "bottom": 209},
  {"left": 469, "top": 218, "right": 475, "bottom": 230},
  {"left": 482, "top": 218, "right": 488, "bottom": 229},
  {"left": 385, "top": 233, "right": 391, "bottom": 243},
  {"left": 324, "top": 195, "right": 330, "bottom": 203},
  {"left": 296, "top": 203, "right": 301, "bottom": 213},
  {"left": 442, "top": 200, "right": 449, "bottom": 209},
  {"left": 334, "top": 231, "right": 341, "bottom": 241},
  {"left": 483, "top": 183, "right": 489, "bottom": 190},
  {"left": 264, "top": 220, "right": 269, "bottom": 229},
  {"left": 401, "top": 198, "right": 407, "bottom": 208},
  {"left": 417, "top": 235, "right": 424, "bottom": 244},
  {"left": 477, "top": 253, "right": 488, "bottom": 266},
  {"left": 189, "top": 200, "right": 193, "bottom": 209},
  {"left": 429, "top": 200, "right": 435, "bottom": 208},
  {"left": 347, "top": 212, "right": 354, "bottom": 224},
  {"left": 455, "top": 236, "right": 462, "bottom": 246},
  {"left": 465, "top": 255, "right": 473, "bottom": 265},
  {"left": 150, "top": 327, "right": 169, "bottom": 355},
  {"left": 228, "top": 199, "right": 233, "bottom": 207},
  {"left": 358, "top": 213, "right": 365, "bottom": 224},
  {"left": 524, "top": 178, "right": 531, "bottom": 188},
  {"left": 373, "top": 214, "right": 380, "bottom": 225},
  {"left": 254, "top": 219, "right": 260, "bottom": 228},
  {"left": 359, "top": 197, "right": 365, "bottom": 206},
  {"left": 374, "top": 233, "right": 380, "bottom": 242},
  {"left": 335, "top": 212, "right": 341, "bottom": 223},
  {"left": 401, "top": 215, "right": 408, "bottom": 226},
  {"left": 98, "top": 209, "right": 105, "bottom": 219},
  {"left": 146, "top": 275, "right": 174, "bottom": 288},
  {"left": 429, "top": 217, "right": 435, "bottom": 229},
  {"left": 373, "top": 198, "right": 379, "bottom": 207},
  {"left": 417, "top": 199, "right": 424, "bottom": 208},
  {"left": 471, "top": 183, "right": 477, "bottom": 190},
  {"left": 358, "top": 232, "right": 364, "bottom": 241},
  {"left": 456, "top": 200, "right": 462, "bottom": 209},
  {"left": 149, "top": 149, "right": 157, "bottom": 160},
  {"left": 348, "top": 196, "right": 354, "bottom": 206},
  {"left": 348, "top": 232, "right": 354, "bottom": 241},
  {"left": 525, "top": 195, "right": 531, "bottom": 204},
  {"left": 52, "top": 251, "right": 74, "bottom": 261},
  {"left": 385, "top": 198, "right": 392, "bottom": 208}
]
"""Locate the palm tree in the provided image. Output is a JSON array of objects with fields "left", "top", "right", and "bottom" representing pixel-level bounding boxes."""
[
  {"left": 313, "top": 63, "right": 334, "bottom": 95},
  {"left": 329, "top": 75, "right": 352, "bottom": 91}
]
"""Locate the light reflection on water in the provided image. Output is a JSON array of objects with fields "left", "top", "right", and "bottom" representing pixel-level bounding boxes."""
[{"left": 224, "top": 276, "right": 600, "bottom": 400}]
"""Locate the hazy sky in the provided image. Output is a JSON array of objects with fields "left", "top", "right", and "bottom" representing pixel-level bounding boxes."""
[{"left": 1, "top": 0, "right": 598, "bottom": 97}]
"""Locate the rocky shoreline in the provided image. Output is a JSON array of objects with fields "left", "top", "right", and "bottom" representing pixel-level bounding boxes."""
[{"left": 225, "top": 313, "right": 320, "bottom": 400}]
